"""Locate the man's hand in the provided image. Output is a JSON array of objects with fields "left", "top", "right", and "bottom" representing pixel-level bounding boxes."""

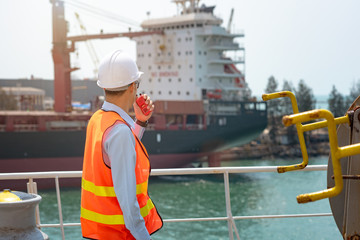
[{"left": 134, "top": 94, "right": 154, "bottom": 122}]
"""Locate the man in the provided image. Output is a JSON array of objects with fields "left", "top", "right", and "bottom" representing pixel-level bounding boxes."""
[{"left": 80, "top": 50, "right": 163, "bottom": 239}]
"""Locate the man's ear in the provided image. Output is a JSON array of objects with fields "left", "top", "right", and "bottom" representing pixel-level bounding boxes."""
[{"left": 128, "top": 82, "right": 135, "bottom": 93}]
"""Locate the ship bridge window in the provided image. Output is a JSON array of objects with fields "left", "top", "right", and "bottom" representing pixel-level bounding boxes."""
[
  {"left": 168, "top": 65, "right": 171, "bottom": 69},
  {"left": 168, "top": 78, "right": 172, "bottom": 82},
  {"left": 148, "top": 65, "right": 152, "bottom": 70},
  {"left": 178, "top": 78, "right": 181, "bottom": 82},
  {"left": 169, "top": 91, "right": 172, "bottom": 95},
  {"left": 149, "top": 78, "right": 152, "bottom": 82},
  {"left": 197, "top": 24, "right": 203, "bottom": 27},
  {"left": 190, "top": 78, "right": 193, "bottom": 82},
  {"left": 177, "top": 91, "right": 181, "bottom": 95},
  {"left": 158, "top": 91, "right": 162, "bottom": 95},
  {"left": 186, "top": 115, "right": 198, "bottom": 124},
  {"left": 158, "top": 65, "right": 161, "bottom": 70},
  {"left": 148, "top": 40, "right": 151, "bottom": 44},
  {"left": 199, "top": 51, "right": 202, "bottom": 55},
  {"left": 186, "top": 91, "right": 190, "bottom": 95},
  {"left": 219, "top": 117, "right": 227, "bottom": 126},
  {"left": 189, "top": 64, "right": 193, "bottom": 68},
  {"left": 148, "top": 53, "right": 152, "bottom": 57},
  {"left": 178, "top": 65, "right": 181, "bottom": 69},
  {"left": 199, "top": 65, "right": 202, "bottom": 69},
  {"left": 178, "top": 52, "right": 181, "bottom": 56},
  {"left": 158, "top": 78, "right": 161, "bottom": 82},
  {"left": 150, "top": 91, "right": 153, "bottom": 95}
]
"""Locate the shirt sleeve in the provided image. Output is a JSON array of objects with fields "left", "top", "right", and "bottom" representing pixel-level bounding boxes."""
[
  {"left": 104, "top": 123, "right": 151, "bottom": 240},
  {"left": 134, "top": 122, "right": 145, "bottom": 139}
]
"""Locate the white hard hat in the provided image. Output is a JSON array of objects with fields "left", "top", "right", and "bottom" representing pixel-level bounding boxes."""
[{"left": 97, "top": 50, "right": 143, "bottom": 90}]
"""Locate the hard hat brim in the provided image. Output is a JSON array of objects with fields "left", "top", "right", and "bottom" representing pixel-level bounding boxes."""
[{"left": 97, "top": 71, "right": 143, "bottom": 89}]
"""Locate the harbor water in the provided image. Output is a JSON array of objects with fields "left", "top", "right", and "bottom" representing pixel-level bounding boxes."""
[{"left": 37, "top": 156, "right": 341, "bottom": 240}]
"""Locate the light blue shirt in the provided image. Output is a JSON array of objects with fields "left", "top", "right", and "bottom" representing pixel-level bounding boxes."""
[{"left": 101, "top": 101, "right": 150, "bottom": 240}]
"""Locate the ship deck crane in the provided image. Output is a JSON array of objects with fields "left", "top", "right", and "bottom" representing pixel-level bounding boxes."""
[{"left": 74, "top": 12, "right": 100, "bottom": 78}]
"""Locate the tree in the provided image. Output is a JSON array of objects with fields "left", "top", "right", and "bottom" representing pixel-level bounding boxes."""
[
  {"left": 328, "top": 85, "right": 346, "bottom": 117},
  {"left": 281, "top": 80, "right": 297, "bottom": 144},
  {"left": 264, "top": 76, "right": 280, "bottom": 117},
  {"left": 346, "top": 79, "right": 360, "bottom": 107},
  {"left": 280, "top": 80, "right": 294, "bottom": 115},
  {"left": 295, "top": 79, "right": 316, "bottom": 112}
]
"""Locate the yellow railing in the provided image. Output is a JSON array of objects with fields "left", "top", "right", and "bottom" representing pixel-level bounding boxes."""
[
  {"left": 283, "top": 109, "right": 360, "bottom": 203},
  {"left": 263, "top": 91, "right": 360, "bottom": 203},
  {"left": 262, "top": 91, "right": 308, "bottom": 173}
]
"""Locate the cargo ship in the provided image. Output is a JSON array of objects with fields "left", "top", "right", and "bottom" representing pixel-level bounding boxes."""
[{"left": 0, "top": 0, "right": 267, "bottom": 175}]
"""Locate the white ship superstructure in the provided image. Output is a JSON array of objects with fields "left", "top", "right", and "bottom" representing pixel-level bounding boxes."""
[{"left": 135, "top": 0, "right": 248, "bottom": 102}]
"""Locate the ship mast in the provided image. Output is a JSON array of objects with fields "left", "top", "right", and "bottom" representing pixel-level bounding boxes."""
[
  {"left": 51, "top": 0, "right": 75, "bottom": 113},
  {"left": 173, "top": 0, "right": 200, "bottom": 14}
]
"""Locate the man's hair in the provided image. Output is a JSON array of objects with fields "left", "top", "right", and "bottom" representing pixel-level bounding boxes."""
[{"left": 104, "top": 89, "right": 127, "bottom": 97}]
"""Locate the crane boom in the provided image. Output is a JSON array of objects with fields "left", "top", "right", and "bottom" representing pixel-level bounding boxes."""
[
  {"left": 227, "top": 8, "right": 234, "bottom": 33},
  {"left": 74, "top": 12, "right": 100, "bottom": 77}
]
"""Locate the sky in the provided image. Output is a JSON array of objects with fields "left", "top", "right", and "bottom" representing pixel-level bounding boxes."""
[{"left": 1, "top": 0, "right": 360, "bottom": 97}]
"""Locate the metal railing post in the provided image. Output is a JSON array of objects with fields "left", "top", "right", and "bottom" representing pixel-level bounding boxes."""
[
  {"left": 55, "top": 176, "right": 65, "bottom": 240},
  {"left": 27, "top": 178, "right": 41, "bottom": 228},
  {"left": 224, "top": 171, "right": 240, "bottom": 240}
]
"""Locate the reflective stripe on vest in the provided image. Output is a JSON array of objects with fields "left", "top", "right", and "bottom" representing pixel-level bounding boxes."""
[
  {"left": 81, "top": 198, "right": 155, "bottom": 225},
  {"left": 81, "top": 177, "right": 148, "bottom": 197}
]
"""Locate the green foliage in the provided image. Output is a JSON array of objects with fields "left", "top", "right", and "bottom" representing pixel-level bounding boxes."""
[
  {"left": 328, "top": 85, "right": 346, "bottom": 117},
  {"left": 295, "top": 79, "right": 316, "bottom": 112},
  {"left": 281, "top": 80, "right": 297, "bottom": 144},
  {"left": 280, "top": 80, "right": 294, "bottom": 115},
  {"left": 346, "top": 79, "right": 360, "bottom": 107},
  {"left": 264, "top": 76, "right": 280, "bottom": 117}
]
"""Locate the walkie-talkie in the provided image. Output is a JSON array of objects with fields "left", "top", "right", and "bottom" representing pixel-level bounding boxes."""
[{"left": 136, "top": 95, "right": 151, "bottom": 116}]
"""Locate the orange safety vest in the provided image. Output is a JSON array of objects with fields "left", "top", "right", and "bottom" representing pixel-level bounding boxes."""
[{"left": 80, "top": 110, "right": 163, "bottom": 240}]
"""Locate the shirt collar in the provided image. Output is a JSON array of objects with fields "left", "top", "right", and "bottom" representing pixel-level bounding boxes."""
[{"left": 101, "top": 101, "right": 135, "bottom": 129}]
